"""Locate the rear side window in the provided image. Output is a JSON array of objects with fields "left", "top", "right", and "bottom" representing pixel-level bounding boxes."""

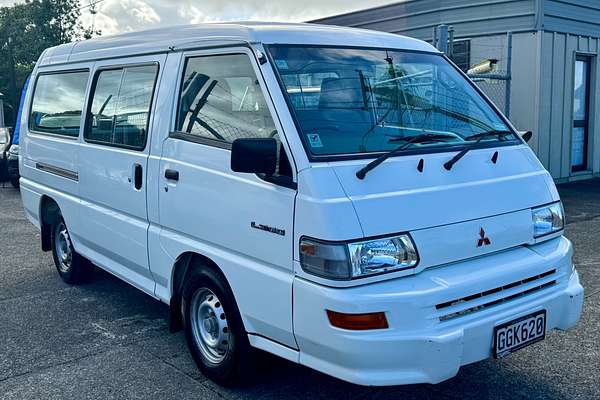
[
  {"left": 176, "top": 54, "right": 277, "bottom": 144},
  {"left": 85, "top": 64, "right": 158, "bottom": 150},
  {"left": 29, "top": 71, "right": 89, "bottom": 137}
]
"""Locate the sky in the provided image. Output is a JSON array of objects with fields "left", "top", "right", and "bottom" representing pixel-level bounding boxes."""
[{"left": 0, "top": 0, "right": 398, "bottom": 36}]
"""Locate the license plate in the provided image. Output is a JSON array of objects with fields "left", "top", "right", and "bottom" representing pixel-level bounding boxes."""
[{"left": 493, "top": 310, "right": 546, "bottom": 358}]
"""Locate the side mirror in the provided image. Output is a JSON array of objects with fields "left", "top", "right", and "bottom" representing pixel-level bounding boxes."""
[
  {"left": 520, "top": 130, "right": 533, "bottom": 143},
  {"left": 231, "top": 138, "right": 277, "bottom": 175}
]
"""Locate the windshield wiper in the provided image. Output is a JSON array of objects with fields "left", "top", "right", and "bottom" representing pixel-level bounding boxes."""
[
  {"left": 443, "top": 130, "right": 514, "bottom": 170},
  {"left": 387, "top": 127, "right": 459, "bottom": 141},
  {"left": 356, "top": 133, "right": 458, "bottom": 180}
]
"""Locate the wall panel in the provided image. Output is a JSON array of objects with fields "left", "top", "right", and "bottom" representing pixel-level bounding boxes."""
[{"left": 313, "top": 0, "right": 536, "bottom": 39}]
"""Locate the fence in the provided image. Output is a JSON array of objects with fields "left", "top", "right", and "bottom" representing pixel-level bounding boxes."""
[{"left": 434, "top": 26, "right": 513, "bottom": 118}]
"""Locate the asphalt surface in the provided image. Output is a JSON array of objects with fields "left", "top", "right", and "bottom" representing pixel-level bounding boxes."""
[{"left": 0, "top": 180, "right": 599, "bottom": 400}]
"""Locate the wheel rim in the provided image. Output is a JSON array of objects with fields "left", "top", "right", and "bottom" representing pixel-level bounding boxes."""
[
  {"left": 190, "top": 288, "right": 231, "bottom": 365},
  {"left": 54, "top": 221, "right": 73, "bottom": 273}
]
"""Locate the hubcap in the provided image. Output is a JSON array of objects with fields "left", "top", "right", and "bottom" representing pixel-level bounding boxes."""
[
  {"left": 55, "top": 222, "right": 73, "bottom": 273},
  {"left": 190, "top": 288, "right": 231, "bottom": 365}
]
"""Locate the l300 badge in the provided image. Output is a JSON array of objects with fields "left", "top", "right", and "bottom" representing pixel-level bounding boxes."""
[{"left": 251, "top": 222, "right": 286, "bottom": 236}]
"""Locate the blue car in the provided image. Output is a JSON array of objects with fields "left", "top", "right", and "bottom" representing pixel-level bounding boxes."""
[{"left": 7, "top": 75, "right": 30, "bottom": 188}]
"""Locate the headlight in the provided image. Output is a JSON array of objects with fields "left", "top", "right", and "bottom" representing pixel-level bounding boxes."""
[
  {"left": 348, "top": 236, "right": 418, "bottom": 277},
  {"left": 299, "top": 234, "right": 419, "bottom": 280},
  {"left": 532, "top": 202, "right": 564, "bottom": 238},
  {"left": 0, "top": 128, "right": 9, "bottom": 144}
]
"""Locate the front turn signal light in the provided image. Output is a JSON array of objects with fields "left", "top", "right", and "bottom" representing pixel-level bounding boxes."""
[{"left": 326, "top": 310, "right": 389, "bottom": 330}]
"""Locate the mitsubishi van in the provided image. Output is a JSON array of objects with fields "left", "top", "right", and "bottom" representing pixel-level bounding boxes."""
[{"left": 19, "top": 22, "right": 583, "bottom": 386}]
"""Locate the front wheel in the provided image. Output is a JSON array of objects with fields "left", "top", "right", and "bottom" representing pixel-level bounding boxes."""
[
  {"left": 182, "top": 267, "right": 254, "bottom": 386},
  {"left": 50, "top": 217, "right": 91, "bottom": 284}
]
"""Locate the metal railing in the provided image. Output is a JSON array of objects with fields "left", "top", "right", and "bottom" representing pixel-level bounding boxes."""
[{"left": 435, "top": 25, "right": 513, "bottom": 117}]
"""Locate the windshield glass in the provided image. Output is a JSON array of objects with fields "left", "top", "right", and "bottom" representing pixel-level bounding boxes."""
[{"left": 268, "top": 45, "right": 518, "bottom": 157}]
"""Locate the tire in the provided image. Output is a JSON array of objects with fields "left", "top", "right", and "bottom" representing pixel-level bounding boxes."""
[
  {"left": 182, "top": 266, "right": 254, "bottom": 386},
  {"left": 50, "top": 216, "right": 91, "bottom": 284},
  {"left": 10, "top": 176, "right": 19, "bottom": 189}
]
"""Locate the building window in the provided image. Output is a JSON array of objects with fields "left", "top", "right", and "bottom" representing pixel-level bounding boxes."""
[
  {"left": 451, "top": 40, "right": 471, "bottom": 72},
  {"left": 29, "top": 71, "right": 89, "bottom": 137},
  {"left": 571, "top": 56, "right": 592, "bottom": 172}
]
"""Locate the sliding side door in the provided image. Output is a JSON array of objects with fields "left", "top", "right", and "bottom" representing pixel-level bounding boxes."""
[{"left": 78, "top": 54, "right": 166, "bottom": 295}]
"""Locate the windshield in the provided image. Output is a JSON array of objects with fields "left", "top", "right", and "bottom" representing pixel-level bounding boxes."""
[{"left": 268, "top": 45, "right": 518, "bottom": 157}]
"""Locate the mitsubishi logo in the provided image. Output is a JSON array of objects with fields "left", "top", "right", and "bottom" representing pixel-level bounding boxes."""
[{"left": 477, "top": 227, "right": 491, "bottom": 247}]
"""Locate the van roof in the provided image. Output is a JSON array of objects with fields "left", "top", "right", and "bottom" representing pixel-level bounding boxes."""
[{"left": 38, "top": 22, "right": 438, "bottom": 66}]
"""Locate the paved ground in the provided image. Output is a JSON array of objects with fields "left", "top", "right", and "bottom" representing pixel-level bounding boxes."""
[{"left": 0, "top": 180, "right": 599, "bottom": 400}]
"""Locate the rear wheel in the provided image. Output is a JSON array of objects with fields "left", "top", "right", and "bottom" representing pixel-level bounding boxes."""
[
  {"left": 182, "top": 266, "right": 254, "bottom": 386},
  {"left": 50, "top": 216, "right": 91, "bottom": 284}
]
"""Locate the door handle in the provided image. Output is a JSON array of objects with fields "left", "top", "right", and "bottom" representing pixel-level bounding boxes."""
[
  {"left": 165, "top": 169, "right": 179, "bottom": 181},
  {"left": 134, "top": 163, "right": 143, "bottom": 190}
]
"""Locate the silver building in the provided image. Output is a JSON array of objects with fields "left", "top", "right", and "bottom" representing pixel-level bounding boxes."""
[{"left": 312, "top": 0, "right": 600, "bottom": 182}]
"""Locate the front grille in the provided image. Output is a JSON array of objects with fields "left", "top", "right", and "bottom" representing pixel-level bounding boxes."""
[{"left": 436, "top": 269, "right": 557, "bottom": 322}]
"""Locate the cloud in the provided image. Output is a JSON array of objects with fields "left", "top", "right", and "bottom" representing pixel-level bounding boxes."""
[
  {"left": 177, "top": 4, "right": 223, "bottom": 25},
  {"left": 127, "top": 0, "right": 161, "bottom": 24},
  {"left": 80, "top": 8, "right": 119, "bottom": 34},
  {"left": 85, "top": 0, "right": 162, "bottom": 34},
  {"left": 1, "top": 0, "right": 398, "bottom": 36}
]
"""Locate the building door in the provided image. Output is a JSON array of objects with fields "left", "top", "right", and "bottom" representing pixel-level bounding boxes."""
[{"left": 571, "top": 56, "right": 591, "bottom": 172}]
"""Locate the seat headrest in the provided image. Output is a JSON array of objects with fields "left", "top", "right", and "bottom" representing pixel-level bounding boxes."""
[{"left": 319, "top": 77, "right": 365, "bottom": 110}]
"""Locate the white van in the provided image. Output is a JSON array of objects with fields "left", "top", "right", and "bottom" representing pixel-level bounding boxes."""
[{"left": 19, "top": 22, "right": 583, "bottom": 386}]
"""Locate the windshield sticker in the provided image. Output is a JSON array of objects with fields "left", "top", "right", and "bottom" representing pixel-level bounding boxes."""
[
  {"left": 308, "top": 133, "right": 323, "bottom": 148},
  {"left": 274, "top": 59, "right": 289, "bottom": 70}
]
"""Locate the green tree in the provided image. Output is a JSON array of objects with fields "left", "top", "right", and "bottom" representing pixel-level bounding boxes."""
[{"left": 0, "top": 0, "right": 98, "bottom": 125}]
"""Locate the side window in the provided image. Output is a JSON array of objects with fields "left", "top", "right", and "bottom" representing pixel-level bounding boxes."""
[
  {"left": 85, "top": 64, "right": 158, "bottom": 149},
  {"left": 29, "top": 71, "right": 89, "bottom": 137},
  {"left": 176, "top": 54, "right": 277, "bottom": 143}
]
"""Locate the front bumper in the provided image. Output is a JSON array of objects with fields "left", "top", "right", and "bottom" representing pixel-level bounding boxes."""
[
  {"left": 7, "top": 155, "right": 18, "bottom": 179},
  {"left": 293, "top": 236, "right": 583, "bottom": 386}
]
